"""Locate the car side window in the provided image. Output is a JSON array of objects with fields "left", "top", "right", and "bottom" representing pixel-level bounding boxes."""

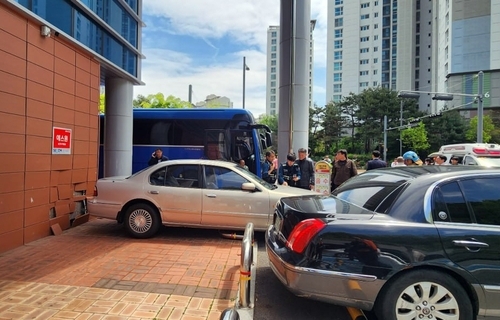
[
  {"left": 463, "top": 156, "right": 477, "bottom": 166},
  {"left": 433, "top": 182, "right": 472, "bottom": 223},
  {"left": 460, "top": 178, "right": 500, "bottom": 226},
  {"left": 205, "top": 166, "right": 249, "bottom": 190},
  {"left": 166, "top": 165, "right": 199, "bottom": 188},
  {"left": 149, "top": 168, "right": 166, "bottom": 186}
]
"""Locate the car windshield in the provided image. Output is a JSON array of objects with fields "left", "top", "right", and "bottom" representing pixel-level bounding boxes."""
[
  {"left": 476, "top": 157, "right": 500, "bottom": 167},
  {"left": 332, "top": 170, "right": 411, "bottom": 212},
  {"left": 233, "top": 165, "right": 277, "bottom": 190}
]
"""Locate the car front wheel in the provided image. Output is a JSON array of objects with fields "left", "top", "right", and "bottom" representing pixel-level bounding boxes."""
[
  {"left": 375, "top": 269, "right": 473, "bottom": 320},
  {"left": 124, "top": 203, "right": 161, "bottom": 238}
]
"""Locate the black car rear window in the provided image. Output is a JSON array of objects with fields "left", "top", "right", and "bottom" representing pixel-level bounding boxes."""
[{"left": 332, "top": 171, "right": 410, "bottom": 212}]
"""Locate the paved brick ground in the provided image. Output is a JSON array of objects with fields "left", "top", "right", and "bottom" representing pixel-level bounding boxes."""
[{"left": 0, "top": 219, "right": 242, "bottom": 319}]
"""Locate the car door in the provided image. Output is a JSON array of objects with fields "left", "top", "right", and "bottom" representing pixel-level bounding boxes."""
[
  {"left": 433, "top": 177, "right": 500, "bottom": 317},
  {"left": 147, "top": 165, "right": 202, "bottom": 225},
  {"left": 201, "top": 165, "right": 270, "bottom": 229}
]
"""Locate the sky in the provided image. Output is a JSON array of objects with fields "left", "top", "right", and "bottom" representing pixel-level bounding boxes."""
[{"left": 134, "top": 0, "right": 328, "bottom": 118}]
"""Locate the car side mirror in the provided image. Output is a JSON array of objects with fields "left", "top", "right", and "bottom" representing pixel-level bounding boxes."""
[{"left": 241, "top": 182, "right": 256, "bottom": 191}]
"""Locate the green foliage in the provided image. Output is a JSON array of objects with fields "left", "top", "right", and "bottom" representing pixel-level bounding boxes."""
[
  {"left": 99, "top": 93, "right": 105, "bottom": 114},
  {"left": 401, "top": 122, "right": 430, "bottom": 152},
  {"left": 134, "top": 93, "right": 193, "bottom": 109},
  {"left": 466, "top": 115, "right": 495, "bottom": 143},
  {"left": 423, "top": 109, "right": 467, "bottom": 152}
]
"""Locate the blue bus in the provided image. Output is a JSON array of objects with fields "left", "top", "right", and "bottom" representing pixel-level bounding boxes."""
[{"left": 99, "top": 108, "right": 272, "bottom": 177}]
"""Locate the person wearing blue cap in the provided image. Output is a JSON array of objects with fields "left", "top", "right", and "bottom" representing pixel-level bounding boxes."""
[{"left": 402, "top": 151, "right": 423, "bottom": 166}]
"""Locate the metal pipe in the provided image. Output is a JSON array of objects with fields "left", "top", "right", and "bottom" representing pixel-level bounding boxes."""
[
  {"left": 239, "top": 222, "right": 254, "bottom": 308},
  {"left": 399, "top": 99, "right": 403, "bottom": 155},
  {"left": 219, "top": 232, "right": 244, "bottom": 240},
  {"left": 383, "top": 115, "right": 387, "bottom": 163},
  {"left": 477, "top": 71, "right": 484, "bottom": 143},
  {"left": 243, "top": 57, "right": 246, "bottom": 109}
]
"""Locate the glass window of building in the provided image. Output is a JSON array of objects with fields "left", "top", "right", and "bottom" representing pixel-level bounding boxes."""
[
  {"left": 335, "top": 29, "right": 343, "bottom": 38},
  {"left": 335, "top": 0, "right": 343, "bottom": 4},
  {"left": 361, "top": 3, "right": 370, "bottom": 8},
  {"left": 272, "top": 39, "right": 277, "bottom": 45},
  {"left": 271, "top": 53, "right": 276, "bottom": 59},
  {"left": 374, "top": 24, "right": 379, "bottom": 29},
  {"left": 374, "top": 58, "right": 378, "bottom": 63},
  {"left": 360, "top": 71, "right": 369, "bottom": 76},
  {"left": 334, "top": 40, "right": 343, "bottom": 49},
  {"left": 271, "top": 60, "right": 276, "bottom": 66},
  {"left": 335, "top": 18, "right": 343, "bottom": 27},
  {"left": 361, "top": 14, "right": 370, "bottom": 20},
  {"left": 334, "top": 84, "right": 342, "bottom": 93},
  {"left": 334, "top": 73, "right": 342, "bottom": 82},
  {"left": 271, "top": 102, "right": 276, "bottom": 108},
  {"left": 373, "top": 81, "right": 378, "bottom": 86},
  {"left": 360, "top": 82, "right": 369, "bottom": 87},
  {"left": 270, "top": 110, "right": 276, "bottom": 116},
  {"left": 375, "top": 12, "right": 379, "bottom": 17},
  {"left": 271, "top": 46, "right": 277, "bottom": 52},
  {"left": 271, "top": 74, "right": 276, "bottom": 80},
  {"left": 360, "top": 36, "right": 369, "bottom": 42},
  {"left": 334, "top": 62, "right": 342, "bottom": 71},
  {"left": 360, "top": 48, "right": 369, "bottom": 53},
  {"left": 271, "top": 96, "right": 276, "bottom": 102},
  {"left": 361, "top": 25, "right": 369, "bottom": 31},
  {"left": 360, "top": 59, "right": 369, "bottom": 65},
  {"left": 272, "top": 31, "right": 277, "bottom": 37},
  {"left": 271, "top": 88, "right": 276, "bottom": 94},
  {"left": 334, "top": 51, "right": 343, "bottom": 60},
  {"left": 271, "top": 81, "right": 276, "bottom": 87},
  {"left": 333, "top": 95, "right": 342, "bottom": 102},
  {"left": 374, "top": 70, "right": 378, "bottom": 75},
  {"left": 271, "top": 67, "right": 276, "bottom": 73},
  {"left": 374, "top": 47, "right": 378, "bottom": 52},
  {"left": 335, "top": 7, "right": 343, "bottom": 16}
]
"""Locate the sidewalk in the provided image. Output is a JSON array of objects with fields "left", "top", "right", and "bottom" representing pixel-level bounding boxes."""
[{"left": 0, "top": 219, "right": 242, "bottom": 320}]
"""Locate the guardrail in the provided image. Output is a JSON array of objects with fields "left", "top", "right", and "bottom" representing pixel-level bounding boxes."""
[{"left": 220, "top": 222, "right": 255, "bottom": 320}]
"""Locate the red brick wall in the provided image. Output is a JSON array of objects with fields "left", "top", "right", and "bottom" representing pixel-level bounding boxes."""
[{"left": 0, "top": 3, "right": 100, "bottom": 254}]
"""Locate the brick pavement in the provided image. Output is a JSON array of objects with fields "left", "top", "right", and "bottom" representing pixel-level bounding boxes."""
[{"left": 0, "top": 219, "right": 242, "bottom": 319}]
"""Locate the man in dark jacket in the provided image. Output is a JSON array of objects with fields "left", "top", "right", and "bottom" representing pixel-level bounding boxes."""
[
  {"left": 366, "top": 150, "right": 387, "bottom": 170},
  {"left": 331, "top": 149, "right": 357, "bottom": 191},
  {"left": 295, "top": 148, "right": 315, "bottom": 190},
  {"left": 148, "top": 148, "right": 169, "bottom": 166},
  {"left": 278, "top": 153, "right": 301, "bottom": 187}
]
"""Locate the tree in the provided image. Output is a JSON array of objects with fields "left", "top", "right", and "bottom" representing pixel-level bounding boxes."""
[
  {"left": 133, "top": 94, "right": 148, "bottom": 108},
  {"left": 135, "top": 93, "right": 193, "bottom": 109},
  {"left": 309, "top": 105, "right": 325, "bottom": 155},
  {"left": 322, "top": 102, "right": 347, "bottom": 154},
  {"left": 423, "top": 109, "right": 467, "bottom": 152},
  {"left": 401, "top": 122, "right": 430, "bottom": 152},
  {"left": 99, "top": 93, "right": 105, "bottom": 114},
  {"left": 466, "top": 115, "right": 495, "bottom": 143}
]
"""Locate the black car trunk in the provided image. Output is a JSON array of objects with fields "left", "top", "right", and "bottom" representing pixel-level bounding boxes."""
[{"left": 274, "top": 195, "right": 374, "bottom": 241}]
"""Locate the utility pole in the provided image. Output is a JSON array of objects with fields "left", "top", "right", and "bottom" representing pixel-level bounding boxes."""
[
  {"left": 383, "top": 115, "right": 387, "bottom": 162},
  {"left": 477, "top": 71, "right": 484, "bottom": 143}
]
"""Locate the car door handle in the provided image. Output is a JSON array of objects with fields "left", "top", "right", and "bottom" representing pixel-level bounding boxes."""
[
  {"left": 453, "top": 240, "right": 489, "bottom": 250},
  {"left": 149, "top": 190, "right": 159, "bottom": 194},
  {"left": 205, "top": 194, "right": 217, "bottom": 198}
]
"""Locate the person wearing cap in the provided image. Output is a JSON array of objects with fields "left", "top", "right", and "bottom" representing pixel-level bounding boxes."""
[
  {"left": 331, "top": 149, "right": 358, "bottom": 191},
  {"left": 278, "top": 153, "right": 301, "bottom": 187},
  {"left": 450, "top": 156, "right": 460, "bottom": 165},
  {"left": 402, "top": 151, "right": 423, "bottom": 166},
  {"left": 295, "top": 148, "right": 315, "bottom": 190}
]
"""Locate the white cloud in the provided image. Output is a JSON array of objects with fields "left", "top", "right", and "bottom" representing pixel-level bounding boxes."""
[{"left": 135, "top": 0, "right": 329, "bottom": 117}]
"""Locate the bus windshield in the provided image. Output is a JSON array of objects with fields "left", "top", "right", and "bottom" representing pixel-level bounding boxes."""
[{"left": 99, "top": 108, "right": 272, "bottom": 178}]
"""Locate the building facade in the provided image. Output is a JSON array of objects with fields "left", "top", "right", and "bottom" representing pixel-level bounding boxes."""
[
  {"left": 265, "top": 21, "right": 315, "bottom": 116},
  {"left": 195, "top": 94, "right": 233, "bottom": 108},
  {"left": 0, "top": 0, "right": 143, "bottom": 254},
  {"left": 326, "top": 0, "right": 499, "bottom": 113}
]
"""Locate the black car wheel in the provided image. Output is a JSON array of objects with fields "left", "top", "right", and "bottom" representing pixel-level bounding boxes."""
[
  {"left": 375, "top": 270, "right": 473, "bottom": 320},
  {"left": 124, "top": 203, "right": 161, "bottom": 238}
]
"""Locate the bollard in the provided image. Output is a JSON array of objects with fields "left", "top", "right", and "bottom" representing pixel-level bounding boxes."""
[
  {"left": 239, "top": 222, "right": 254, "bottom": 308},
  {"left": 219, "top": 308, "right": 240, "bottom": 320}
]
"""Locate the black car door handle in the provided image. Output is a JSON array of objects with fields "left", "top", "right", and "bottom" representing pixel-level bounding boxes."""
[{"left": 452, "top": 240, "right": 489, "bottom": 248}]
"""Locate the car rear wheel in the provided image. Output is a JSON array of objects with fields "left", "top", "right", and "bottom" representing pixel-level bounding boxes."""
[
  {"left": 375, "top": 270, "right": 473, "bottom": 320},
  {"left": 124, "top": 203, "right": 161, "bottom": 238}
]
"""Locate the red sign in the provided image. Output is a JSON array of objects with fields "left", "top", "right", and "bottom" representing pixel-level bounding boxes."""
[{"left": 52, "top": 127, "right": 72, "bottom": 154}]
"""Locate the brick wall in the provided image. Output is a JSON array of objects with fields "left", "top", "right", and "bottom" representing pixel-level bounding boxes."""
[{"left": 0, "top": 3, "right": 100, "bottom": 254}]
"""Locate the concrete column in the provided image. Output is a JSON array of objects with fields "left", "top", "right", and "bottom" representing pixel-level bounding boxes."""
[
  {"left": 104, "top": 78, "right": 133, "bottom": 177},
  {"left": 278, "top": 0, "right": 311, "bottom": 161}
]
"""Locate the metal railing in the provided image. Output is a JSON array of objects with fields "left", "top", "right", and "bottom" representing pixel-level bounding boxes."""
[{"left": 220, "top": 222, "right": 255, "bottom": 320}]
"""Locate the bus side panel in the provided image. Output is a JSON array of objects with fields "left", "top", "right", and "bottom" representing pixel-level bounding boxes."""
[{"left": 132, "top": 146, "right": 204, "bottom": 173}]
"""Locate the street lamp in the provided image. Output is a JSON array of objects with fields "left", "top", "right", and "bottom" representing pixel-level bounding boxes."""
[
  {"left": 242, "top": 56, "right": 250, "bottom": 109},
  {"left": 397, "top": 92, "right": 420, "bottom": 155}
]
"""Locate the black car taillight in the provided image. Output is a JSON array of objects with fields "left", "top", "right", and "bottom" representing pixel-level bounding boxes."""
[{"left": 286, "top": 218, "right": 326, "bottom": 254}]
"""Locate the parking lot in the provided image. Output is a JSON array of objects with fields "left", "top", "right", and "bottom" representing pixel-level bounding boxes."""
[{"left": 0, "top": 219, "right": 367, "bottom": 320}]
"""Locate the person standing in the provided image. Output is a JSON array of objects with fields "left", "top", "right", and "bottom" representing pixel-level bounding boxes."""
[
  {"left": 331, "top": 149, "right": 357, "bottom": 191},
  {"left": 148, "top": 148, "right": 169, "bottom": 166},
  {"left": 450, "top": 156, "right": 460, "bottom": 165},
  {"left": 433, "top": 154, "right": 447, "bottom": 165},
  {"left": 278, "top": 153, "right": 301, "bottom": 187},
  {"left": 402, "top": 151, "right": 423, "bottom": 166},
  {"left": 262, "top": 150, "right": 277, "bottom": 184},
  {"left": 366, "top": 150, "right": 387, "bottom": 170},
  {"left": 295, "top": 148, "right": 315, "bottom": 190}
]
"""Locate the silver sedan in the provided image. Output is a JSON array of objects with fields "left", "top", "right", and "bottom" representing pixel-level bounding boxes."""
[{"left": 88, "top": 159, "right": 316, "bottom": 238}]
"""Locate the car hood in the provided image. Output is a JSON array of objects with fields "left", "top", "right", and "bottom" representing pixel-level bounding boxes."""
[{"left": 269, "top": 185, "right": 319, "bottom": 197}]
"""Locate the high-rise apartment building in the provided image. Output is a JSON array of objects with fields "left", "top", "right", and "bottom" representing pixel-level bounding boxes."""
[
  {"left": 326, "top": 0, "right": 498, "bottom": 113},
  {"left": 266, "top": 21, "right": 316, "bottom": 116}
]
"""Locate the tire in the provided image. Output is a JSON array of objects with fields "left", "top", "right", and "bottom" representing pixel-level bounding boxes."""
[
  {"left": 375, "top": 269, "right": 473, "bottom": 320},
  {"left": 124, "top": 203, "right": 161, "bottom": 239}
]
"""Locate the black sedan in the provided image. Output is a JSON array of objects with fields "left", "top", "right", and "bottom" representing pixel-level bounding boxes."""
[{"left": 266, "top": 166, "right": 500, "bottom": 320}]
